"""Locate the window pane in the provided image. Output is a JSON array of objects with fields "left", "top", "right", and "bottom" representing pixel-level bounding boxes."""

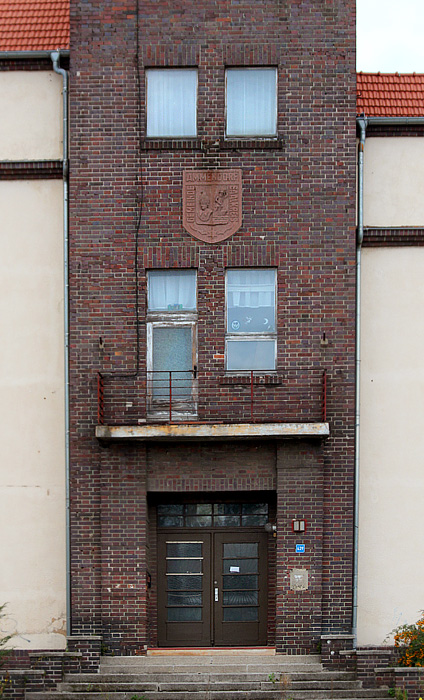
[
  {"left": 226, "top": 68, "right": 277, "bottom": 137},
  {"left": 147, "top": 69, "right": 197, "bottom": 137},
  {"left": 242, "top": 514, "right": 268, "bottom": 526},
  {"left": 227, "top": 339, "right": 276, "bottom": 371},
  {"left": 214, "top": 515, "right": 240, "bottom": 527},
  {"left": 227, "top": 269, "right": 275, "bottom": 333},
  {"left": 158, "top": 515, "right": 184, "bottom": 527},
  {"left": 148, "top": 270, "right": 196, "bottom": 310},
  {"left": 242, "top": 503, "right": 268, "bottom": 514},
  {"left": 214, "top": 503, "right": 240, "bottom": 515},
  {"left": 158, "top": 504, "right": 184, "bottom": 514},
  {"left": 186, "top": 504, "right": 212, "bottom": 515},
  {"left": 185, "top": 515, "right": 212, "bottom": 527}
]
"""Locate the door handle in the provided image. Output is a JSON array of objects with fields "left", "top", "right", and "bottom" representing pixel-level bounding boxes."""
[{"left": 214, "top": 587, "right": 219, "bottom": 602}]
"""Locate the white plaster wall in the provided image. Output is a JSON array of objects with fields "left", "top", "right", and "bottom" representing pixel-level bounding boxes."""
[
  {"left": 0, "top": 72, "right": 63, "bottom": 161},
  {"left": 0, "top": 180, "right": 66, "bottom": 649},
  {"left": 364, "top": 137, "right": 424, "bottom": 227},
  {"left": 357, "top": 247, "right": 424, "bottom": 645}
]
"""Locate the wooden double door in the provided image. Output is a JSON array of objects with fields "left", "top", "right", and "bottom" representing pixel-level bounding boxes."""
[{"left": 157, "top": 530, "right": 268, "bottom": 647}]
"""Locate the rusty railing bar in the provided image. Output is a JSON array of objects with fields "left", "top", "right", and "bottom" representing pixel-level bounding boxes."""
[{"left": 97, "top": 371, "right": 104, "bottom": 425}]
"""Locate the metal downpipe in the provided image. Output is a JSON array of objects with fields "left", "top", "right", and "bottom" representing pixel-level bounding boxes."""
[
  {"left": 51, "top": 50, "right": 71, "bottom": 637},
  {"left": 353, "top": 117, "right": 367, "bottom": 648}
]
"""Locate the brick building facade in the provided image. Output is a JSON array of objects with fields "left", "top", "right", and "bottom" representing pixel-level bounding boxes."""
[{"left": 68, "top": 0, "right": 357, "bottom": 653}]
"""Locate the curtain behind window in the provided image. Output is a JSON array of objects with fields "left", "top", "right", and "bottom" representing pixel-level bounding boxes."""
[
  {"left": 148, "top": 270, "right": 196, "bottom": 310},
  {"left": 147, "top": 69, "right": 197, "bottom": 137}
]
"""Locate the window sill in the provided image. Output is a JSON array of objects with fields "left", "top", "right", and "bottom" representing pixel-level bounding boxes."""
[
  {"left": 220, "top": 137, "right": 284, "bottom": 150},
  {"left": 142, "top": 138, "right": 202, "bottom": 150},
  {"left": 141, "top": 137, "right": 284, "bottom": 151},
  {"left": 219, "top": 374, "right": 282, "bottom": 386}
]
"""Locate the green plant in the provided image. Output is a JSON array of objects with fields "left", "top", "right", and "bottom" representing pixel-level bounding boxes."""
[
  {"left": 267, "top": 672, "right": 291, "bottom": 699},
  {"left": 0, "top": 605, "right": 12, "bottom": 668},
  {"left": 395, "top": 689, "right": 408, "bottom": 700},
  {"left": 391, "top": 612, "right": 424, "bottom": 667},
  {"left": 129, "top": 695, "right": 149, "bottom": 700}
]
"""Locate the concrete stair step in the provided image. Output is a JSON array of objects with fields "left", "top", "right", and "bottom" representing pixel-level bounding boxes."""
[
  {"left": 63, "top": 671, "right": 358, "bottom": 684},
  {"left": 26, "top": 691, "right": 390, "bottom": 700},
  {"left": 98, "top": 663, "right": 324, "bottom": 675},
  {"left": 100, "top": 654, "right": 322, "bottom": 667},
  {"left": 59, "top": 680, "right": 363, "bottom": 692}
]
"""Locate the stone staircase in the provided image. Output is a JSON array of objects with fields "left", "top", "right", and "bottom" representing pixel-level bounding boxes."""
[{"left": 26, "top": 653, "right": 390, "bottom": 700}]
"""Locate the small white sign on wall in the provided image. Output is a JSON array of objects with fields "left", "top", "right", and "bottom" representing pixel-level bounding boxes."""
[{"left": 290, "top": 568, "right": 308, "bottom": 591}]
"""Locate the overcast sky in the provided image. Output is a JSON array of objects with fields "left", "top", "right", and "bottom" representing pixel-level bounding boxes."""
[{"left": 356, "top": 0, "right": 424, "bottom": 73}]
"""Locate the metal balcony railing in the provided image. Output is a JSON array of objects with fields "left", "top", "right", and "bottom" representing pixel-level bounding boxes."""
[{"left": 96, "top": 368, "right": 328, "bottom": 426}]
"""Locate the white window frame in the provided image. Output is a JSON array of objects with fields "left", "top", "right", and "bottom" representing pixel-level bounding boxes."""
[
  {"left": 146, "top": 68, "right": 198, "bottom": 138},
  {"left": 225, "top": 268, "right": 277, "bottom": 372},
  {"left": 147, "top": 271, "right": 198, "bottom": 418},
  {"left": 225, "top": 67, "right": 278, "bottom": 138}
]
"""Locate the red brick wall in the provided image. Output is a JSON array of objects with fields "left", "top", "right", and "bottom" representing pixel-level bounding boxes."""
[{"left": 69, "top": 0, "right": 356, "bottom": 651}]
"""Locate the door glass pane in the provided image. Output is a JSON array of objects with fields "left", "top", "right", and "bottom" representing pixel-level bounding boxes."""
[
  {"left": 167, "top": 575, "right": 203, "bottom": 590},
  {"left": 223, "top": 607, "right": 258, "bottom": 622},
  {"left": 224, "top": 543, "right": 258, "bottom": 558},
  {"left": 168, "top": 592, "right": 202, "bottom": 606},
  {"left": 167, "top": 542, "right": 202, "bottom": 558},
  {"left": 152, "top": 326, "right": 192, "bottom": 397},
  {"left": 168, "top": 607, "right": 202, "bottom": 622},
  {"left": 167, "top": 558, "right": 202, "bottom": 574},
  {"left": 223, "top": 574, "right": 258, "bottom": 589},
  {"left": 223, "top": 591, "right": 258, "bottom": 605},
  {"left": 224, "top": 558, "right": 258, "bottom": 574}
]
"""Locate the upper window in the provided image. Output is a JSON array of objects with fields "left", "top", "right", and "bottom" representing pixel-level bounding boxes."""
[
  {"left": 226, "top": 68, "right": 277, "bottom": 138},
  {"left": 148, "top": 269, "right": 197, "bottom": 311},
  {"left": 226, "top": 269, "right": 276, "bottom": 371},
  {"left": 146, "top": 68, "right": 197, "bottom": 138}
]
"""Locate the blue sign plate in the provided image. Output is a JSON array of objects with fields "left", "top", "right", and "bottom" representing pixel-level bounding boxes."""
[{"left": 296, "top": 544, "right": 306, "bottom": 553}]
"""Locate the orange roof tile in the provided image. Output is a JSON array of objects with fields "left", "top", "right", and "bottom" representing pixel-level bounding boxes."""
[
  {"left": 0, "top": 0, "right": 69, "bottom": 51},
  {"left": 357, "top": 72, "right": 424, "bottom": 117}
]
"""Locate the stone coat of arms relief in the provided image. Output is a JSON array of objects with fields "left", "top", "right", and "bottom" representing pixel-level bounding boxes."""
[{"left": 183, "top": 170, "right": 242, "bottom": 243}]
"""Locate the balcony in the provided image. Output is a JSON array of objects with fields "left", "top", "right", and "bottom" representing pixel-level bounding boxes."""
[{"left": 95, "top": 369, "right": 329, "bottom": 442}]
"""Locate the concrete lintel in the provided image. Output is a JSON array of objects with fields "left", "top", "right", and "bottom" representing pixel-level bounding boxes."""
[{"left": 95, "top": 422, "right": 330, "bottom": 442}]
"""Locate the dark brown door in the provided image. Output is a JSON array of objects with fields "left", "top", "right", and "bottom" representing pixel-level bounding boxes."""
[
  {"left": 213, "top": 531, "right": 267, "bottom": 646},
  {"left": 157, "top": 530, "right": 267, "bottom": 646},
  {"left": 158, "top": 533, "right": 212, "bottom": 646}
]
